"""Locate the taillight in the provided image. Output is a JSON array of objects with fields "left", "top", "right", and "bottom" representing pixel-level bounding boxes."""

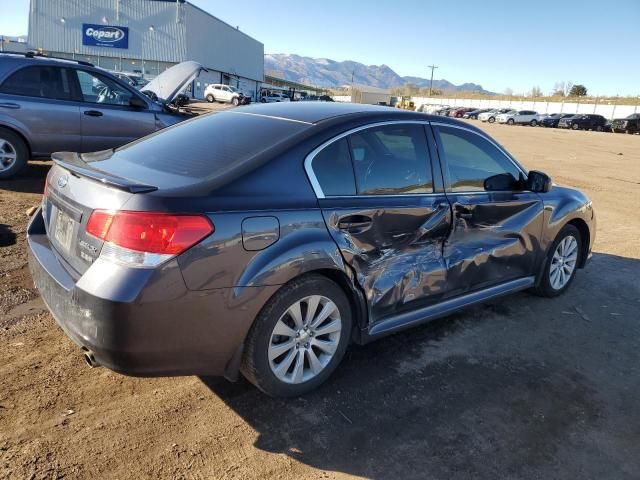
[{"left": 86, "top": 210, "right": 213, "bottom": 267}]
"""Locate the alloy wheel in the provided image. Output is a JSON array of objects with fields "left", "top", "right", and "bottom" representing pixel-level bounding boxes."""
[
  {"left": 0, "top": 139, "right": 17, "bottom": 173},
  {"left": 268, "top": 295, "right": 342, "bottom": 384},
  {"left": 549, "top": 236, "right": 578, "bottom": 290}
]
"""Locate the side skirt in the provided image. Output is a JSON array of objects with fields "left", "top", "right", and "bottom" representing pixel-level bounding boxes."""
[{"left": 366, "top": 276, "right": 535, "bottom": 339}]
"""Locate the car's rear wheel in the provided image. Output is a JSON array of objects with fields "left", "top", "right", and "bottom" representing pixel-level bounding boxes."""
[
  {"left": 206, "top": 94, "right": 214, "bottom": 103},
  {"left": 0, "top": 128, "right": 28, "bottom": 180},
  {"left": 572, "top": 123, "right": 580, "bottom": 130},
  {"left": 530, "top": 119, "right": 538, "bottom": 126},
  {"left": 241, "top": 274, "right": 352, "bottom": 397},
  {"left": 534, "top": 224, "right": 581, "bottom": 297}
]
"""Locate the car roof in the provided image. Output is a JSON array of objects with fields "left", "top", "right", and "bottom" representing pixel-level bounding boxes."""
[{"left": 235, "top": 102, "right": 453, "bottom": 125}]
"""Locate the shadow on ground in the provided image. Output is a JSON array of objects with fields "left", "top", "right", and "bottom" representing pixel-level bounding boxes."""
[
  {"left": 0, "top": 161, "right": 50, "bottom": 194},
  {"left": 202, "top": 252, "right": 640, "bottom": 479}
]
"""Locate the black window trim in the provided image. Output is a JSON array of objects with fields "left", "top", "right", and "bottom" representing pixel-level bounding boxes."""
[
  {"left": 305, "top": 120, "right": 439, "bottom": 199},
  {"left": 431, "top": 121, "right": 528, "bottom": 195}
]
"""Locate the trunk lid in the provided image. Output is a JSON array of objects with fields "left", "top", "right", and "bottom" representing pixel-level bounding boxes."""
[{"left": 43, "top": 152, "right": 155, "bottom": 276}]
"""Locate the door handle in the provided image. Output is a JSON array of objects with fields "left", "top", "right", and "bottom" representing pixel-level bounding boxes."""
[
  {"left": 454, "top": 205, "right": 473, "bottom": 220},
  {"left": 337, "top": 215, "right": 372, "bottom": 233},
  {"left": 84, "top": 110, "right": 103, "bottom": 117},
  {"left": 0, "top": 102, "right": 20, "bottom": 109}
]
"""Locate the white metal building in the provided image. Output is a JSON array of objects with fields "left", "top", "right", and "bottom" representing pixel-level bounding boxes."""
[{"left": 27, "top": 0, "right": 264, "bottom": 100}]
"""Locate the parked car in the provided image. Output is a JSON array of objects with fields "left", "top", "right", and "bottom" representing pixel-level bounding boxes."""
[
  {"left": 478, "top": 108, "right": 515, "bottom": 123},
  {"left": 111, "top": 72, "right": 150, "bottom": 90},
  {"left": 611, "top": 113, "right": 640, "bottom": 134},
  {"left": 540, "top": 113, "right": 574, "bottom": 128},
  {"left": 0, "top": 52, "right": 197, "bottom": 179},
  {"left": 204, "top": 84, "right": 249, "bottom": 105},
  {"left": 463, "top": 108, "right": 492, "bottom": 119},
  {"left": 558, "top": 114, "right": 607, "bottom": 131},
  {"left": 261, "top": 92, "right": 291, "bottom": 103},
  {"left": 496, "top": 110, "right": 539, "bottom": 126},
  {"left": 28, "top": 103, "right": 595, "bottom": 397},
  {"left": 449, "top": 107, "right": 476, "bottom": 118}
]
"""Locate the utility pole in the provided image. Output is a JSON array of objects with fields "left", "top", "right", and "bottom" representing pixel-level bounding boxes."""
[{"left": 428, "top": 64, "right": 438, "bottom": 96}]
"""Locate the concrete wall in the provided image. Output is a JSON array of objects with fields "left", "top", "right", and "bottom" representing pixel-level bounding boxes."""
[{"left": 412, "top": 97, "right": 639, "bottom": 120}]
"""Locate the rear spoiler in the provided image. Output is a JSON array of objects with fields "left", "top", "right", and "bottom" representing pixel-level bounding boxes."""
[{"left": 51, "top": 151, "right": 158, "bottom": 194}]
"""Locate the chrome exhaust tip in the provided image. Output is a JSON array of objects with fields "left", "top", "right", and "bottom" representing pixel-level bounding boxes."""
[{"left": 83, "top": 351, "right": 101, "bottom": 368}]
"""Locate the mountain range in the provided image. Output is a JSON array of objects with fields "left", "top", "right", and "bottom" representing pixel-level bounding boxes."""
[{"left": 264, "top": 54, "right": 493, "bottom": 94}]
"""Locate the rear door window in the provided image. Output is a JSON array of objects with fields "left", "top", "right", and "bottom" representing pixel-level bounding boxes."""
[
  {"left": 347, "top": 124, "right": 433, "bottom": 195},
  {"left": 0, "top": 66, "right": 73, "bottom": 100}
]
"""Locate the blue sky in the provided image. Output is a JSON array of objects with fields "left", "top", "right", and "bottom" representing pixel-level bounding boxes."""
[{"left": 2, "top": 0, "right": 639, "bottom": 96}]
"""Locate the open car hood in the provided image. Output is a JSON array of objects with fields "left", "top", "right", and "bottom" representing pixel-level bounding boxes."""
[{"left": 141, "top": 61, "right": 205, "bottom": 104}]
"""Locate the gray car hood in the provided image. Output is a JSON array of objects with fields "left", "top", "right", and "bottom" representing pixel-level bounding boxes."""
[{"left": 142, "top": 61, "right": 205, "bottom": 103}]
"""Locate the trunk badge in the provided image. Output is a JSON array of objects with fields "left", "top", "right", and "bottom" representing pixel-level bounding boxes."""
[{"left": 57, "top": 175, "right": 68, "bottom": 188}]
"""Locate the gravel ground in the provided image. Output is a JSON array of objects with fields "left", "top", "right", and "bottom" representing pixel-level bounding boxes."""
[{"left": 0, "top": 121, "right": 639, "bottom": 480}]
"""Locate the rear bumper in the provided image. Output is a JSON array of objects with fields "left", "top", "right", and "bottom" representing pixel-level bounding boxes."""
[{"left": 27, "top": 209, "right": 278, "bottom": 377}]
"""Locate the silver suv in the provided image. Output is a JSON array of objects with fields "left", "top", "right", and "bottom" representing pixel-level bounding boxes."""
[{"left": 0, "top": 52, "right": 194, "bottom": 179}]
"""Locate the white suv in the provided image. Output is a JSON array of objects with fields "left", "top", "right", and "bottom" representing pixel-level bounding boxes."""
[
  {"left": 497, "top": 110, "right": 539, "bottom": 126},
  {"left": 204, "top": 84, "right": 248, "bottom": 106}
]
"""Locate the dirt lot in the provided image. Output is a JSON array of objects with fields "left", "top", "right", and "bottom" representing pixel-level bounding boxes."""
[{"left": 1, "top": 122, "right": 639, "bottom": 480}]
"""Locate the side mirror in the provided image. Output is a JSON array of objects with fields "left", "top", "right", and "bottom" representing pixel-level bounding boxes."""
[
  {"left": 484, "top": 173, "right": 518, "bottom": 191},
  {"left": 527, "top": 170, "right": 552, "bottom": 193},
  {"left": 129, "top": 96, "right": 147, "bottom": 109}
]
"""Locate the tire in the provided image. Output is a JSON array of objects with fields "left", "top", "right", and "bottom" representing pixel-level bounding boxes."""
[
  {"left": 507, "top": 118, "right": 515, "bottom": 125},
  {"left": 488, "top": 117, "right": 496, "bottom": 123},
  {"left": 572, "top": 123, "right": 580, "bottom": 130},
  {"left": 232, "top": 97, "right": 240, "bottom": 106},
  {"left": 0, "top": 127, "right": 28, "bottom": 180},
  {"left": 533, "top": 224, "right": 581, "bottom": 297},
  {"left": 530, "top": 119, "right": 538, "bottom": 127},
  {"left": 241, "top": 274, "right": 352, "bottom": 397},
  {"left": 206, "top": 94, "right": 214, "bottom": 103},
  {"left": 595, "top": 125, "right": 603, "bottom": 132},
  {"left": 260, "top": 98, "right": 267, "bottom": 103}
]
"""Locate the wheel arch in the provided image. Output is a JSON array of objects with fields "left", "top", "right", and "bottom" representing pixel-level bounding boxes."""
[
  {"left": 566, "top": 217, "right": 590, "bottom": 268},
  {"left": 0, "top": 123, "right": 32, "bottom": 158}
]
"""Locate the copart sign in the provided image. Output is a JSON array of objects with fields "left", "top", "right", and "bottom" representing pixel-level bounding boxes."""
[{"left": 82, "top": 24, "right": 129, "bottom": 49}]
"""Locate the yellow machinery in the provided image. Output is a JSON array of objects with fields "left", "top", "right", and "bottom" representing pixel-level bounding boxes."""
[{"left": 395, "top": 96, "right": 415, "bottom": 110}]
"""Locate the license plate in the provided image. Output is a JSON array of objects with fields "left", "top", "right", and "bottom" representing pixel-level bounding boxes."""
[{"left": 54, "top": 210, "right": 75, "bottom": 253}]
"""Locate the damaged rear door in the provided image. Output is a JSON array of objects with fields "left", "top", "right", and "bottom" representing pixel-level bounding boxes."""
[
  {"left": 309, "top": 122, "right": 452, "bottom": 322},
  {"left": 431, "top": 123, "right": 544, "bottom": 297}
]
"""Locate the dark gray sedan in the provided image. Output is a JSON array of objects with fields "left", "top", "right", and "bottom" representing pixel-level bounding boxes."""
[{"left": 28, "top": 103, "right": 595, "bottom": 396}]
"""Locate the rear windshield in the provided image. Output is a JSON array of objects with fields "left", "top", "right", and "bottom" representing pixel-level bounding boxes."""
[{"left": 91, "top": 111, "right": 308, "bottom": 187}]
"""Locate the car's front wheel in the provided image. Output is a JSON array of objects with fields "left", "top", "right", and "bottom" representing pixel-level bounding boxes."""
[
  {"left": 507, "top": 118, "right": 515, "bottom": 125},
  {"left": 488, "top": 117, "right": 496, "bottom": 123},
  {"left": 0, "top": 127, "right": 28, "bottom": 180},
  {"left": 572, "top": 123, "right": 580, "bottom": 130},
  {"left": 232, "top": 97, "right": 240, "bottom": 106},
  {"left": 534, "top": 224, "right": 581, "bottom": 297},
  {"left": 241, "top": 274, "right": 352, "bottom": 397},
  {"left": 206, "top": 94, "right": 214, "bottom": 103},
  {"left": 530, "top": 119, "right": 538, "bottom": 126}
]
